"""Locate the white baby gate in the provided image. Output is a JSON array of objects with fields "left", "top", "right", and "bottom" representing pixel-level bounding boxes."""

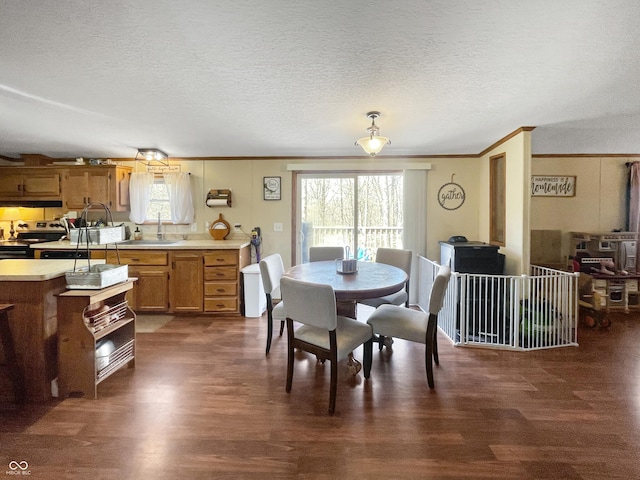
[{"left": 418, "top": 256, "right": 579, "bottom": 350}]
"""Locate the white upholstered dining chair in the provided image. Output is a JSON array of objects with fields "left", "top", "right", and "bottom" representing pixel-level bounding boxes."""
[
  {"left": 280, "top": 276, "right": 373, "bottom": 415},
  {"left": 360, "top": 247, "right": 412, "bottom": 308},
  {"left": 365, "top": 264, "right": 451, "bottom": 388},
  {"left": 308, "top": 246, "right": 344, "bottom": 262},
  {"left": 259, "top": 254, "right": 287, "bottom": 354}
]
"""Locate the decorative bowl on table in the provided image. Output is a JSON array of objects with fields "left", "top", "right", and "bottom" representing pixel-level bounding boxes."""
[{"left": 335, "top": 259, "right": 358, "bottom": 274}]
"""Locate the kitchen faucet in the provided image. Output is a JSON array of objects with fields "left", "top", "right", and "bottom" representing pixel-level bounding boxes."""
[{"left": 157, "top": 213, "right": 163, "bottom": 240}]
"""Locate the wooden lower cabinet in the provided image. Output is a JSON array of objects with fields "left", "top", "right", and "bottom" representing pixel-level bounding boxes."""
[
  {"left": 170, "top": 251, "right": 203, "bottom": 313},
  {"left": 203, "top": 246, "right": 250, "bottom": 314},
  {"left": 129, "top": 267, "right": 169, "bottom": 311},
  {"left": 106, "top": 251, "right": 169, "bottom": 312},
  {"left": 47, "top": 246, "right": 250, "bottom": 315}
]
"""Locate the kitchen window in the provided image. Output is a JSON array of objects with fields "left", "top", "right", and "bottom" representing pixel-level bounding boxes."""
[
  {"left": 146, "top": 175, "right": 172, "bottom": 222},
  {"left": 129, "top": 172, "right": 194, "bottom": 225}
]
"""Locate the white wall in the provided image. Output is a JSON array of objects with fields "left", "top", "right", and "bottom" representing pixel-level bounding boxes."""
[
  {"left": 530, "top": 155, "right": 632, "bottom": 258},
  {"left": 111, "top": 156, "right": 484, "bottom": 268},
  {"left": 478, "top": 130, "right": 532, "bottom": 275}
]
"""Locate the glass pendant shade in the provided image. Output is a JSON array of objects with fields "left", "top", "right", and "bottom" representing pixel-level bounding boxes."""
[{"left": 356, "top": 135, "right": 391, "bottom": 156}]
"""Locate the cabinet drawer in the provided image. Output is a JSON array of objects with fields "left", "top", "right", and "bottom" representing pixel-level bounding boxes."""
[
  {"left": 204, "top": 282, "right": 237, "bottom": 296},
  {"left": 110, "top": 251, "right": 168, "bottom": 265},
  {"left": 204, "top": 297, "right": 238, "bottom": 312},
  {"left": 203, "top": 251, "right": 238, "bottom": 266},
  {"left": 204, "top": 266, "right": 237, "bottom": 281}
]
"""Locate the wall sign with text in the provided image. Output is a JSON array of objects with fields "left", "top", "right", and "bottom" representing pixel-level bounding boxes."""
[
  {"left": 531, "top": 176, "right": 576, "bottom": 197},
  {"left": 438, "top": 174, "right": 466, "bottom": 210}
]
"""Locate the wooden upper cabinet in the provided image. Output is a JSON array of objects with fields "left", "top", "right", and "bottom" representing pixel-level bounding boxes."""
[
  {"left": 63, "top": 165, "right": 131, "bottom": 211},
  {"left": 64, "top": 168, "right": 108, "bottom": 209},
  {"left": 113, "top": 165, "right": 131, "bottom": 210},
  {"left": 0, "top": 168, "right": 61, "bottom": 199}
]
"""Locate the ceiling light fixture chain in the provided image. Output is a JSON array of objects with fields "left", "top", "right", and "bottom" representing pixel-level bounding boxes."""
[{"left": 355, "top": 111, "right": 391, "bottom": 157}]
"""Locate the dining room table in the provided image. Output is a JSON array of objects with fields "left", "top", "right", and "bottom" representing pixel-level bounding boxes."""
[{"left": 284, "top": 260, "right": 408, "bottom": 318}]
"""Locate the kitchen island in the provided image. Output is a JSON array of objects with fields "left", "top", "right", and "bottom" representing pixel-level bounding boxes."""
[{"left": 0, "top": 259, "right": 105, "bottom": 402}]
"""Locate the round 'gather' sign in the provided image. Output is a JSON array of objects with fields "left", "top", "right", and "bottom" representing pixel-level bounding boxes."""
[{"left": 437, "top": 174, "right": 466, "bottom": 210}]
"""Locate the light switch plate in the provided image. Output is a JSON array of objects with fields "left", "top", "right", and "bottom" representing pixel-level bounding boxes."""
[{"left": 274, "top": 222, "right": 283, "bottom": 232}]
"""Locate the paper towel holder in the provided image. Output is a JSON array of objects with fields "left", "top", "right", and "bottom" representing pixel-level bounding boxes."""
[{"left": 206, "top": 189, "right": 232, "bottom": 207}]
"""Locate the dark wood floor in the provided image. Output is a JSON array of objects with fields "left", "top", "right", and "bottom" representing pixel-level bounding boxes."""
[{"left": 1, "top": 310, "right": 639, "bottom": 479}]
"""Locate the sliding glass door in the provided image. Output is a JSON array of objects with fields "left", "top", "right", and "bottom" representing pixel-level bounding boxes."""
[{"left": 296, "top": 173, "right": 403, "bottom": 264}]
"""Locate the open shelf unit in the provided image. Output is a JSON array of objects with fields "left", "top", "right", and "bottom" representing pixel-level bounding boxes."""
[{"left": 57, "top": 278, "right": 136, "bottom": 399}]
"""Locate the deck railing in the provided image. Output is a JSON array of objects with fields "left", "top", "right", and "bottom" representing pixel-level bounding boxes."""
[
  {"left": 302, "top": 226, "right": 403, "bottom": 261},
  {"left": 418, "top": 256, "right": 579, "bottom": 351}
]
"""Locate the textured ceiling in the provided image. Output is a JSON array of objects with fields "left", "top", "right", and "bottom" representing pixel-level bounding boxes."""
[{"left": 1, "top": 0, "right": 640, "bottom": 159}]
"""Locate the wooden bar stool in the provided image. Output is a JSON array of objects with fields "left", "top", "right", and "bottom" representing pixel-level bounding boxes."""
[{"left": 0, "top": 304, "right": 26, "bottom": 403}]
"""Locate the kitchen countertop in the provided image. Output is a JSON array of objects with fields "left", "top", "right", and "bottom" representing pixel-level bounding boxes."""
[
  {"left": 31, "top": 239, "right": 251, "bottom": 250},
  {"left": 0, "top": 259, "right": 106, "bottom": 281}
]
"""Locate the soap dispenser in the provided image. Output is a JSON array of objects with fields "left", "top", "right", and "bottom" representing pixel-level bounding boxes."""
[{"left": 134, "top": 227, "right": 143, "bottom": 240}]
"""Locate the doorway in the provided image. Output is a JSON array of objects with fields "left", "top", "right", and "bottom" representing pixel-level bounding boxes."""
[{"left": 295, "top": 172, "right": 404, "bottom": 264}]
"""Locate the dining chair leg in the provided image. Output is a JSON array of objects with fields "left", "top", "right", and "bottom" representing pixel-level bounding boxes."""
[
  {"left": 432, "top": 327, "right": 439, "bottom": 365},
  {"left": 285, "top": 320, "right": 294, "bottom": 392},
  {"left": 425, "top": 313, "right": 437, "bottom": 389},
  {"left": 328, "top": 332, "right": 338, "bottom": 415},
  {"left": 279, "top": 320, "right": 285, "bottom": 336},
  {"left": 329, "top": 357, "right": 338, "bottom": 415},
  {"left": 266, "top": 312, "right": 274, "bottom": 354},
  {"left": 363, "top": 338, "right": 372, "bottom": 379}
]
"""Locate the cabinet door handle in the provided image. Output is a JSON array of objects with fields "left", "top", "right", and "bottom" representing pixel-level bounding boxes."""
[
  {"left": 217, "top": 288, "right": 225, "bottom": 293},
  {"left": 17, "top": 184, "right": 23, "bottom": 192}
]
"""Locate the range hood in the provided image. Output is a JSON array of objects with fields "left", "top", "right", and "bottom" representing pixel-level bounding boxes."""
[{"left": 0, "top": 200, "right": 63, "bottom": 208}]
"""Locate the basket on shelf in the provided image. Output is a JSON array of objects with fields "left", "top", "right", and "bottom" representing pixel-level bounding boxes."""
[{"left": 65, "top": 202, "right": 128, "bottom": 290}]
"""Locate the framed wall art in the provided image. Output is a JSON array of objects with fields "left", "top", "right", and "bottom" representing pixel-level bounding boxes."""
[{"left": 263, "top": 176, "right": 281, "bottom": 200}]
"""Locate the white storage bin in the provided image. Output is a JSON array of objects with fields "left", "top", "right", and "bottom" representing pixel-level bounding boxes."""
[{"left": 69, "top": 225, "right": 125, "bottom": 245}]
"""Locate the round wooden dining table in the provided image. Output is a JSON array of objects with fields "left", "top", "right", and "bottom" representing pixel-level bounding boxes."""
[{"left": 284, "top": 260, "right": 407, "bottom": 318}]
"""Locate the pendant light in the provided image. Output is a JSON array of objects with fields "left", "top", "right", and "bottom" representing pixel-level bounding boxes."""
[{"left": 355, "top": 111, "right": 390, "bottom": 156}]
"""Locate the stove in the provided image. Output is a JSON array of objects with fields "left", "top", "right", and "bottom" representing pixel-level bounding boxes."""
[{"left": 0, "top": 220, "right": 67, "bottom": 259}]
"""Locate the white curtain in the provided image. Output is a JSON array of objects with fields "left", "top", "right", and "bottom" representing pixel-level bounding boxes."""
[
  {"left": 164, "top": 172, "right": 194, "bottom": 224},
  {"left": 629, "top": 162, "right": 640, "bottom": 271},
  {"left": 128, "top": 172, "right": 154, "bottom": 224},
  {"left": 403, "top": 169, "right": 428, "bottom": 304}
]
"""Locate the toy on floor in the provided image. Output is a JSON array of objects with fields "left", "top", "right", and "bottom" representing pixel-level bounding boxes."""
[{"left": 578, "top": 273, "right": 611, "bottom": 328}]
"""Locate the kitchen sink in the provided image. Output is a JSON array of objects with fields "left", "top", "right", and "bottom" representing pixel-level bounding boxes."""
[{"left": 118, "top": 239, "right": 180, "bottom": 245}]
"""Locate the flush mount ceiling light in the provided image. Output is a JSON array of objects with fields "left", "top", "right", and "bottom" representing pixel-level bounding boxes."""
[
  {"left": 136, "top": 148, "right": 169, "bottom": 165},
  {"left": 355, "top": 111, "right": 391, "bottom": 157}
]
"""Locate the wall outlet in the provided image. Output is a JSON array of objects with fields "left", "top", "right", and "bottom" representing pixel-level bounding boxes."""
[
  {"left": 191, "top": 222, "right": 197, "bottom": 232},
  {"left": 274, "top": 222, "right": 283, "bottom": 232}
]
